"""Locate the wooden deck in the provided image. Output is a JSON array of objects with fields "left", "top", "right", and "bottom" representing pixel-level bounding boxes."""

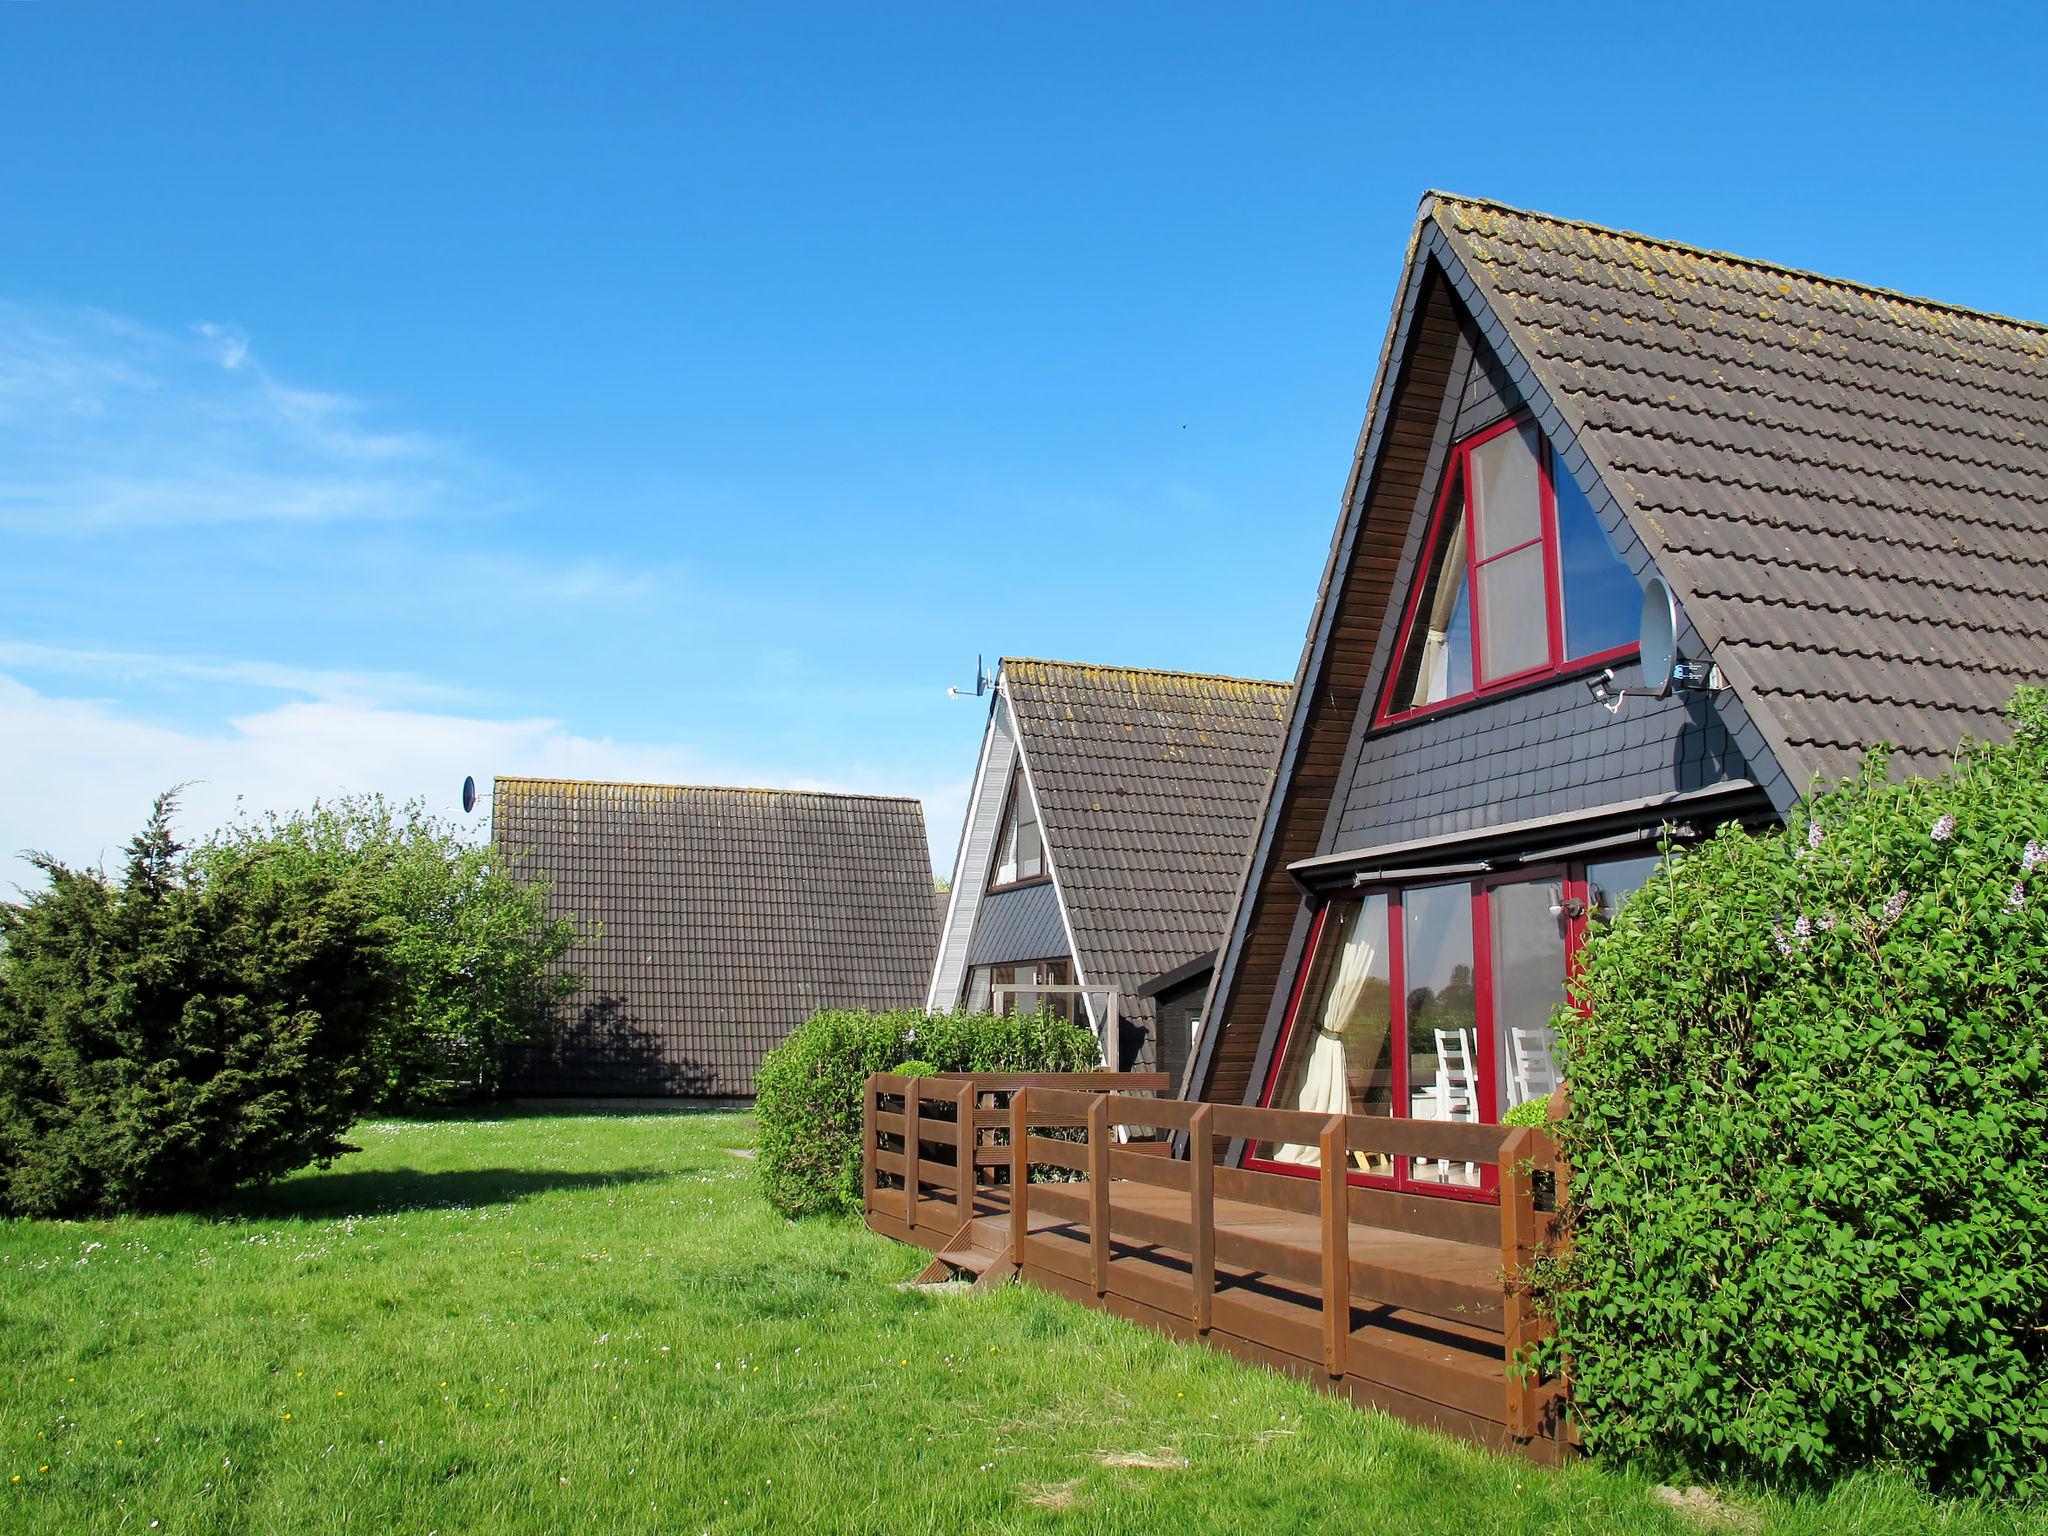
[{"left": 861, "top": 1072, "right": 1571, "bottom": 1461}]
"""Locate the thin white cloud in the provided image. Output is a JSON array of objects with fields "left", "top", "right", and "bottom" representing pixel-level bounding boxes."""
[
  {"left": 0, "top": 674, "right": 955, "bottom": 893},
  {"left": 0, "top": 301, "right": 487, "bottom": 532},
  {"left": 0, "top": 641, "right": 476, "bottom": 708}
]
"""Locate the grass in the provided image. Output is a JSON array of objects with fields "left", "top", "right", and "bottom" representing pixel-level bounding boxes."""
[{"left": 0, "top": 1113, "right": 2038, "bottom": 1535}]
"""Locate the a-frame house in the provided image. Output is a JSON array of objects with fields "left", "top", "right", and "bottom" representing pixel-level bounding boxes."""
[
  {"left": 930, "top": 658, "right": 1289, "bottom": 1082},
  {"left": 1184, "top": 194, "right": 2048, "bottom": 1197}
]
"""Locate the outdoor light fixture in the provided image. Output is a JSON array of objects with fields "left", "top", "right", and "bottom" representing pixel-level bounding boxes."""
[{"left": 1546, "top": 885, "right": 1587, "bottom": 921}]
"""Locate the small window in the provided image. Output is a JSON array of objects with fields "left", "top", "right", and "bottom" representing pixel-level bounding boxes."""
[
  {"left": 990, "top": 779, "right": 1045, "bottom": 888},
  {"left": 1383, "top": 417, "right": 1639, "bottom": 721}
]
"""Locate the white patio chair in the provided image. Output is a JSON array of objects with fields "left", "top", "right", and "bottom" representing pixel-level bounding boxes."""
[
  {"left": 1423, "top": 1028, "right": 1478, "bottom": 1183},
  {"left": 1508, "top": 1024, "right": 1560, "bottom": 1110}
]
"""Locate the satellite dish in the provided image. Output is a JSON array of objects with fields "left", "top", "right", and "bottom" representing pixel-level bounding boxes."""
[
  {"left": 461, "top": 775, "right": 478, "bottom": 814},
  {"left": 1637, "top": 576, "right": 1724, "bottom": 696},
  {"left": 946, "top": 653, "right": 993, "bottom": 700},
  {"left": 1639, "top": 578, "right": 1679, "bottom": 698}
]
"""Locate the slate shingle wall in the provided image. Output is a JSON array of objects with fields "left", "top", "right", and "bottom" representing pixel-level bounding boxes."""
[
  {"left": 1337, "top": 309, "right": 1763, "bottom": 848},
  {"left": 493, "top": 779, "right": 937, "bottom": 1097},
  {"left": 964, "top": 880, "right": 1070, "bottom": 967}
]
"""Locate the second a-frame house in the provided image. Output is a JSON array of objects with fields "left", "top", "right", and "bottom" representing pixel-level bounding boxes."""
[
  {"left": 930, "top": 659, "right": 1290, "bottom": 1082},
  {"left": 1185, "top": 195, "right": 2048, "bottom": 1197}
]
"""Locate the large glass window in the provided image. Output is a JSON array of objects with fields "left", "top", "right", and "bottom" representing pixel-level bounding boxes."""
[
  {"left": 989, "top": 780, "right": 1045, "bottom": 887},
  {"left": 1385, "top": 416, "right": 1640, "bottom": 720},
  {"left": 1250, "top": 896, "right": 1394, "bottom": 1175},
  {"left": 1251, "top": 851, "right": 1662, "bottom": 1198}
]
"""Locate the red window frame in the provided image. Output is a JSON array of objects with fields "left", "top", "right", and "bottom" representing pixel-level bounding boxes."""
[
  {"left": 1374, "top": 412, "right": 1639, "bottom": 727},
  {"left": 1246, "top": 867, "right": 1607, "bottom": 1204}
]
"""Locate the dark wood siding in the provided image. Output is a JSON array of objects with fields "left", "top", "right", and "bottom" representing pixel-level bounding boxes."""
[
  {"left": 1195, "top": 264, "right": 1467, "bottom": 1109},
  {"left": 1150, "top": 970, "right": 1206, "bottom": 1091}
]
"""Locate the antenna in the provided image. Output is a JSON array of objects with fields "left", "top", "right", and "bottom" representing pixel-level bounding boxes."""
[
  {"left": 461, "top": 775, "right": 478, "bottom": 814},
  {"left": 946, "top": 654, "right": 993, "bottom": 699}
]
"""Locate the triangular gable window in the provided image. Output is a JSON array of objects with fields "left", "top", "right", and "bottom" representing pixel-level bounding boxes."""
[
  {"left": 1381, "top": 415, "right": 1639, "bottom": 721},
  {"left": 989, "top": 777, "right": 1045, "bottom": 889}
]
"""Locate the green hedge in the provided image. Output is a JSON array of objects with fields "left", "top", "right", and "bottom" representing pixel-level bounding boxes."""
[
  {"left": 754, "top": 1008, "right": 1099, "bottom": 1218},
  {"left": 1533, "top": 689, "right": 2048, "bottom": 1498}
]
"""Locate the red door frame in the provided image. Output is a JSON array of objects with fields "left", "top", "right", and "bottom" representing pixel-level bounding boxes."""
[{"left": 1248, "top": 866, "right": 1596, "bottom": 1205}]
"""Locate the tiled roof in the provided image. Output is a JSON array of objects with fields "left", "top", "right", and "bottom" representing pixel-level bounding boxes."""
[
  {"left": 1003, "top": 659, "right": 1290, "bottom": 1006},
  {"left": 493, "top": 777, "right": 935, "bottom": 1096},
  {"left": 1431, "top": 194, "right": 2048, "bottom": 785}
]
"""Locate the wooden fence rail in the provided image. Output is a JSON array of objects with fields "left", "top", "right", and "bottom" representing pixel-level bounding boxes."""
[{"left": 861, "top": 1070, "right": 1570, "bottom": 1461}]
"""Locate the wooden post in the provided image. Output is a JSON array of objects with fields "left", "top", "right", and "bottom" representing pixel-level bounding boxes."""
[
  {"left": 860, "top": 1075, "right": 877, "bottom": 1219},
  {"left": 1190, "top": 1103, "right": 1214, "bottom": 1335},
  {"left": 904, "top": 1085, "right": 921, "bottom": 1234},
  {"left": 1088, "top": 1095, "right": 1111, "bottom": 1297},
  {"left": 1319, "top": 1115, "right": 1349, "bottom": 1379},
  {"left": 955, "top": 1079, "right": 976, "bottom": 1227},
  {"left": 1010, "top": 1088, "right": 1030, "bottom": 1277},
  {"left": 1499, "top": 1125, "right": 1538, "bottom": 1437}
]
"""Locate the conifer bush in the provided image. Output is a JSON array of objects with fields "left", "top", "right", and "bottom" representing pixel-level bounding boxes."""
[
  {"left": 0, "top": 794, "right": 400, "bottom": 1216},
  {"left": 754, "top": 1007, "right": 1099, "bottom": 1218},
  {"left": 1535, "top": 689, "right": 2048, "bottom": 1498}
]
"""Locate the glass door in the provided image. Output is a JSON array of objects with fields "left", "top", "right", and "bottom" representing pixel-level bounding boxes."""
[
  {"left": 1486, "top": 870, "right": 1571, "bottom": 1119},
  {"left": 1247, "top": 896, "right": 1397, "bottom": 1178},
  {"left": 1249, "top": 851, "right": 1667, "bottom": 1200},
  {"left": 1397, "top": 883, "right": 1483, "bottom": 1193}
]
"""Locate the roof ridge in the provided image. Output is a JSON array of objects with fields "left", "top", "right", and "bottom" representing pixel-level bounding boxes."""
[
  {"left": 1425, "top": 190, "right": 2048, "bottom": 339},
  {"left": 492, "top": 775, "right": 922, "bottom": 805},
  {"left": 1001, "top": 656, "right": 1292, "bottom": 689}
]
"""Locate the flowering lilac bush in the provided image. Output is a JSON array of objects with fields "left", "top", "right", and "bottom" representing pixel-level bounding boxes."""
[{"left": 1532, "top": 688, "right": 2048, "bottom": 1499}]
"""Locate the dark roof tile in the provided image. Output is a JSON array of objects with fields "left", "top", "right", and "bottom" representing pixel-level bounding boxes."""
[
  {"left": 492, "top": 778, "right": 935, "bottom": 1096},
  {"left": 1002, "top": 660, "right": 1289, "bottom": 1002},
  {"left": 1432, "top": 194, "right": 2048, "bottom": 786}
]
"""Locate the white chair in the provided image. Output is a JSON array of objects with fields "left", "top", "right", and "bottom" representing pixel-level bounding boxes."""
[
  {"left": 1431, "top": 1027, "right": 1477, "bottom": 1123},
  {"left": 1422, "top": 1028, "right": 1478, "bottom": 1184},
  {"left": 1508, "top": 1025, "right": 1560, "bottom": 1110}
]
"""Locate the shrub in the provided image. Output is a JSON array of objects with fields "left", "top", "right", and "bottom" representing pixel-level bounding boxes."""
[
  {"left": 755, "top": 1007, "right": 1100, "bottom": 1218},
  {"left": 193, "top": 795, "right": 580, "bottom": 1107},
  {"left": 1532, "top": 689, "right": 2048, "bottom": 1498},
  {"left": 0, "top": 793, "right": 400, "bottom": 1217},
  {"left": 1498, "top": 1097, "right": 1551, "bottom": 1129}
]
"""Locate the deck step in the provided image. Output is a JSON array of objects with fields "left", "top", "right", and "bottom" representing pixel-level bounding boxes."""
[{"left": 936, "top": 1242, "right": 1005, "bottom": 1275}]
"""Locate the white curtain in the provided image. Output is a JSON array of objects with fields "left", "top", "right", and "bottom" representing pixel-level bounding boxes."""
[
  {"left": 1409, "top": 516, "right": 1469, "bottom": 709},
  {"left": 1273, "top": 923, "right": 1378, "bottom": 1165}
]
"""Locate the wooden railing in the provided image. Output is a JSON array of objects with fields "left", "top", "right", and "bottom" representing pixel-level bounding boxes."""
[
  {"left": 862, "top": 1072, "right": 1567, "bottom": 1450},
  {"left": 861, "top": 1071, "right": 1170, "bottom": 1237}
]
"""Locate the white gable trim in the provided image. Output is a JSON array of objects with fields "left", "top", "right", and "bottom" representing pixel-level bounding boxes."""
[
  {"left": 926, "top": 692, "right": 1015, "bottom": 1010},
  {"left": 925, "top": 670, "right": 1099, "bottom": 1062},
  {"left": 1004, "top": 678, "right": 1095, "bottom": 1051}
]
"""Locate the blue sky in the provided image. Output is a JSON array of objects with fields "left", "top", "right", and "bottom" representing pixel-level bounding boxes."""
[{"left": 4, "top": 1, "right": 2045, "bottom": 888}]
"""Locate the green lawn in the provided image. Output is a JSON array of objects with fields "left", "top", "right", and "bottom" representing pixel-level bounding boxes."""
[{"left": 0, "top": 1114, "right": 2036, "bottom": 1535}]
